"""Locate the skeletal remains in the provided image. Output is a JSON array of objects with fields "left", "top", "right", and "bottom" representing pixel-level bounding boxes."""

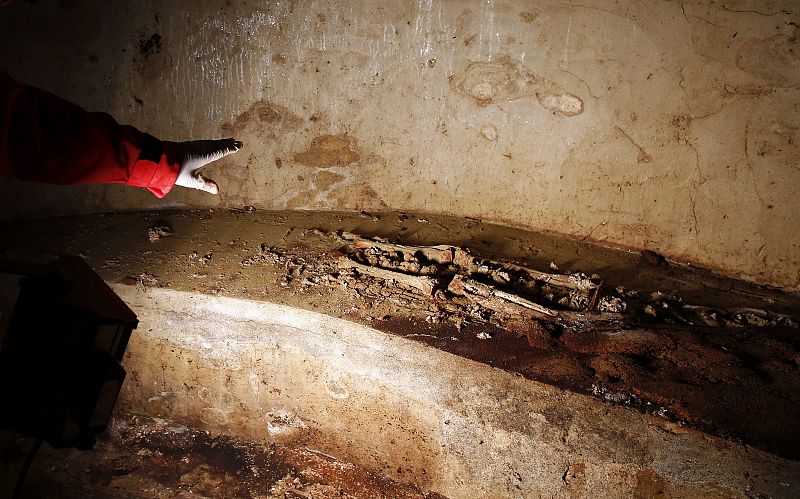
[{"left": 324, "top": 233, "right": 798, "bottom": 334}]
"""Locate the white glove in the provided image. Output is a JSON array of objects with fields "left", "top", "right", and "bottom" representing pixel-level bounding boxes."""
[{"left": 172, "top": 138, "right": 242, "bottom": 194}]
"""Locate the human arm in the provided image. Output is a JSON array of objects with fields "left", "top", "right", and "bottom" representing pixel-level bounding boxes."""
[{"left": 0, "top": 71, "right": 240, "bottom": 197}]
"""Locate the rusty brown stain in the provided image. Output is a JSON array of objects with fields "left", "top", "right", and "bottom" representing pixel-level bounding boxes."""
[
  {"left": 563, "top": 460, "right": 586, "bottom": 491},
  {"left": 330, "top": 183, "right": 388, "bottom": 210},
  {"left": 634, "top": 469, "right": 667, "bottom": 497},
  {"left": 286, "top": 189, "right": 317, "bottom": 208},
  {"left": 18, "top": 413, "right": 439, "bottom": 498},
  {"left": 519, "top": 11, "right": 538, "bottom": 23},
  {"left": 314, "top": 171, "right": 345, "bottom": 190},
  {"left": 256, "top": 103, "right": 282, "bottom": 125},
  {"left": 293, "top": 134, "right": 360, "bottom": 167}
]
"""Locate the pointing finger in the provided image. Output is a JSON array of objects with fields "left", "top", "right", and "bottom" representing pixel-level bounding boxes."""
[{"left": 195, "top": 174, "right": 219, "bottom": 194}]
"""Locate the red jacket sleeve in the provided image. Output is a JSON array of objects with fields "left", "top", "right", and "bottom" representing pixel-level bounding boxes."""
[{"left": 0, "top": 71, "right": 180, "bottom": 198}]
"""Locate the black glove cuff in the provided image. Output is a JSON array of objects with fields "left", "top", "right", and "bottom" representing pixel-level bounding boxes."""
[{"left": 138, "top": 133, "right": 164, "bottom": 163}]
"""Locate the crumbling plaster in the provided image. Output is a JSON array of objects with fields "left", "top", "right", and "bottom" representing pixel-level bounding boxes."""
[{"left": 0, "top": 0, "right": 798, "bottom": 288}]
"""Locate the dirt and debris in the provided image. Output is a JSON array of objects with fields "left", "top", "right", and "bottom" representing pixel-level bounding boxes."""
[
  {"left": 0, "top": 413, "right": 440, "bottom": 499},
  {"left": 122, "top": 273, "right": 161, "bottom": 288},
  {"left": 191, "top": 250, "right": 213, "bottom": 265},
  {"left": 598, "top": 295, "right": 627, "bottom": 313},
  {"left": 640, "top": 249, "right": 669, "bottom": 267},
  {"left": 147, "top": 221, "right": 173, "bottom": 242},
  {"left": 1, "top": 209, "right": 798, "bottom": 459}
]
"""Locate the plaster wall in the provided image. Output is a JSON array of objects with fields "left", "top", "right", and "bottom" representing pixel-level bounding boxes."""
[{"left": 0, "top": 0, "right": 798, "bottom": 288}]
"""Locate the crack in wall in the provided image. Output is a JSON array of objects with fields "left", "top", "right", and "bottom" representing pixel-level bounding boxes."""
[{"left": 614, "top": 125, "right": 652, "bottom": 164}]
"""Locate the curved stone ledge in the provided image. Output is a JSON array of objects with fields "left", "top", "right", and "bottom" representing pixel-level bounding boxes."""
[{"left": 115, "top": 286, "right": 800, "bottom": 498}]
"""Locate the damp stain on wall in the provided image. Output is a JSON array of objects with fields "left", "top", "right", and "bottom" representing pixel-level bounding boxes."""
[
  {"left": 450, "top": 55, "right": 584, "bottom": 116},
  {"left": 222, "top": 99, "right": 304, "bottom": 137},
  {"left": 293, "top": 134, "right": 361, "bottom": 168}
]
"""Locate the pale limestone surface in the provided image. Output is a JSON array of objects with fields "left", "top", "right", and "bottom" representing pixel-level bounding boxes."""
[
  {"left": 0, "top": 0, "right": 798, "bottom": 288},
  {"left": 115, "top": 286, "right": 800, "bottom": 498}
]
